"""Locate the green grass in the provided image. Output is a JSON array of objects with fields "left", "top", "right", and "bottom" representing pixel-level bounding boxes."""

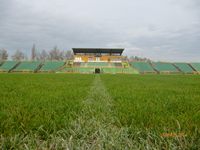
[
  {"left": 0, "top": 74, "right": 94, "bottom": 149},
  {"left": 0, "top": 74, "right": 200, "bottom": 149},
  {"left": 102, "top": 74, "right": 200, "bottom": 149}
]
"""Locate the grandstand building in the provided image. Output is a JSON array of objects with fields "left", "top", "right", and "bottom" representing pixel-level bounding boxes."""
[
  {"left": 69, "top": 48, "right": 136, "bottom": 74},
  {"left": 73, "top": 48, "right": 124, "bottom": 62}
]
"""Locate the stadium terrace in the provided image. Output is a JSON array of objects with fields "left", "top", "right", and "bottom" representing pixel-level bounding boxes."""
[{"left": 0, "top": 48, "right": 200, "bottom": 74}]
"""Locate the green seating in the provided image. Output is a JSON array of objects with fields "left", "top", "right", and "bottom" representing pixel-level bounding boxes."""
[
  {"left": 14, "top": 61, "right": 41, "bottom": 72},
  {"left": 190, "top": 63, "right": 200, "bottom": 71},
  {"left": 80, "top": 62, "right": 86, "bottom": 67},
  {"left": 40, "top": 61, "right": 65, "bottom": 71},
  {"left": 114, "top": 68, "right": 138, "bottom": 74},
  {"left": 113, "top": 63, "right": 122, "bottom": 67},
  {"left": 174, "top": 63, "right": 194, "bottom": 73},
  {"left": 102, "top": 68, "right": 116, "bottom": 74},
  {"left": 78, "top": 68, "right": 94, "bottom": 73},
  {"left": 61, "top": 68, "right": 74, "bottom": 72},
  {"left": 87, "top": 62, "right": 109, "bottom": 67},
  {"left": 58, "top": 67, "right": 78, "bottom": 73},
  {"left": 131, "top": 62, "right": 155, "bottom": 72},
  {"left": 122, "top": 68, "right": 139, "bottom": 74},
  {"left": 153, "top": 62, "right": 179, "bottom": 72},
  {"left": 102, "top": 67, "right": 139, "bottom": 74},
  {"left": 64, "top": 68, "right": 95, "bottom": 73},
  {"left": 0, "top": 61, "right": 18, "bottom": 71}
]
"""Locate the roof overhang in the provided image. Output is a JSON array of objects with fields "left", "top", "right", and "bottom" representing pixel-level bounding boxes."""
[{"left": 72, "top": 48, "right": 124, "bottom": 55}]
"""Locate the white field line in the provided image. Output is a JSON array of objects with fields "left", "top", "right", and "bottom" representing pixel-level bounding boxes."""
[{"left": 67, "top": 75, "right": 134, "bottom": 149}]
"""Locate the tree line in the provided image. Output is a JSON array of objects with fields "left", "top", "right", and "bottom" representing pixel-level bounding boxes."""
[
  {"left": 0, "top": 45, "right": 152, "bottom": 62},
  {"left": 0, "top": 45, "right": 73, "bottom": 61},
  {"left": 128, "top": 56, "right": 152, "bottom": 62}
]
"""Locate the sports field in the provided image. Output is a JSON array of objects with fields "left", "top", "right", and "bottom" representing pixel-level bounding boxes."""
[{"left": 0, "top": 74, "right": 200, "bottom": 149}]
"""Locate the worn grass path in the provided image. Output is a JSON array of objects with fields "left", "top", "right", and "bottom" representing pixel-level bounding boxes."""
[{"left": 68, "top": 75, "right": 134, "bottom": 149}]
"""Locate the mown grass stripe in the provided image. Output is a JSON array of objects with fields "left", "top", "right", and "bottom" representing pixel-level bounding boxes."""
[{"left": 67, "top": 75, "right": 134, "bottom": 149}]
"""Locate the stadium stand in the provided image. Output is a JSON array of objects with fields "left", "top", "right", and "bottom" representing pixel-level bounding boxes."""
[
  {"left": 153, "top": 62, "right": 179, "bottom": 73},
  {"left": 58, "top": 66, "right": 138, "bottom": 74},
  {"left": 77, "top": 62, "right": 122, "bottom": 68},
  {"left": 174, "top": 63, "right": 194, "bottom": 74},
  {"left": 190, "top": 63, "right": 200, "bottom": 72},
  {"left": 102, "top": 68, "right": 116, "bottom": 74},
  {"left": 130, "top": 62, "right": 155, "bottom": 73},
  {"left": 80, "top": 62, "right": 87, "bottom": 67},
  {"left": 1, "top": 48, "right": 199, "bottom": 74},
  {"left": 0, "top": 61, "right": 19, "bottom": 72},
  {"left": 78, "top": 68, "right": 95, "bottom": 73},
  {"left": 13, "top": 61, "right": 41, "bottom": 72},
  {"left": 58, "top": 67, "right": 95, "bottom": 73},
  {"left": 73, "top": 62, "right": 81, "bottom": 67},
  {"left": 39, "top": 61, "right": 65, "bottom": 72},
  {"left": 102, "top": 67, "right": 139, "bottom": 74},
  {"left": 59, "top": 68, "right": 76, "bottom": 73},
  {"left": 87, "top": 62, "right": 109, "bottom": 67},
  {"left": 152, "top": 62, "right": 179, "bottom": 73},
  {"left": 117, "top": 68, "right": 138, "bottom": 74},
  {"left": 69, "top": 48, "right": 139, "bottom": 74},
  {"left": 114, "top": 63, "right": 123, "bottom": 67}
]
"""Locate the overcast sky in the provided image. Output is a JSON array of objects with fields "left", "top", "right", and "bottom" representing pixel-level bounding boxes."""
[{"left": 0, "top": 0, "right": 200, "bottom": 61}]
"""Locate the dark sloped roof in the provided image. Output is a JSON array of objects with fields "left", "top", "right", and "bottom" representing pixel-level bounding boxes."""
[{"left": 72, "top": 48, "right": 124, "bottom": 54}]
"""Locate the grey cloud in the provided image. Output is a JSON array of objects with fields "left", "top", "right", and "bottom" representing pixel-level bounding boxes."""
[{"left": 0, "top": 0, "right": 200, "bottom": 61}]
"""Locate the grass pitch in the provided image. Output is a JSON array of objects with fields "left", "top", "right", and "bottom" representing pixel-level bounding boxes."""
[{"left": 0, "top": 74, "right": 200, "bottom": 149}]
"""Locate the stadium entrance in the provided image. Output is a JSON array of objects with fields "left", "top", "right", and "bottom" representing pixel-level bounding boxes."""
[{"left": 95, "top": 68, "right": 101, "bottom": 74}]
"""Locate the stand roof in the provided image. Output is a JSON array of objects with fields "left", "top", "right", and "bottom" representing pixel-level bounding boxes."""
[{"left": 72, "top": 48, "right": 124, "bottom": 55}]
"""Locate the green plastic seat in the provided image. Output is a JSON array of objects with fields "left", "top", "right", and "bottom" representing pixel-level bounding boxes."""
[
  {"left": 77, "top": 68, "right": 94, "bottom": 73},
  {"left": 153, "top": 62, "right": 179, "bottom": 73},
  {"left": 0, "top": 61, "right": 18, "bottom": 71},
  {"left": 40, "top": 61, "right": 65, "bottom": 71},
  {"left": 14, "top": 61, "right": 41, "bottom": 72},
  {"left": 102, "top": 67, "right": 139, "bottom": 74},
  {"left": 174, "top": 63, "right": 194, "bottom": 73},
  {"left": 131, "top": 62, "right": 155, "bottom": 73},
  {"left": 102, "top": 68, "right": 116, "bottom": 74},
  {"left": 190, "top": 63, "right": 200, "bottom": 72},
  {"left": 87, "top": 62, "right": 109, "bottom": 67}
]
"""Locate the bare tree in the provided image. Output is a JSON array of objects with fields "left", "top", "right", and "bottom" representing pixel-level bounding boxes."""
[
  {"left": 12, "top": 50, "right": 25, "bottom": 61},
  {"left": 24, "top": 54, "right": 29, "bottom": 61},
  {"left": 128, "top": 56, "right": 152, "bottom": 62},
  {"left": 0, "top": 49, "right": 8, "bottom": 61},
  {"left": 60, "top": 50, "right": 65, "bottom": 60},
  {"left": 31, "top": 44, "right": 36, "bottom": 61},
  {"left": 49, "top": 46, "right": 64, "bottom": 61},
  {"left": 37, "top": 49, "right": 49, "bottom": 61},
  {"left": 64, "top": 50, "right": 74, "bottom": 60}
]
